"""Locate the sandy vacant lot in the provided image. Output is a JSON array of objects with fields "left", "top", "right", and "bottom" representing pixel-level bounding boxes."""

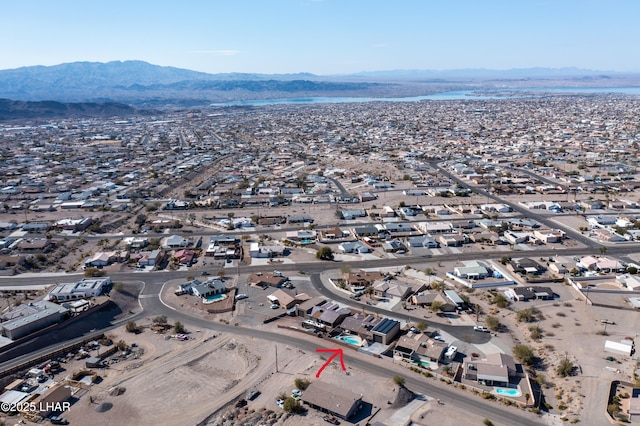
[
  {"left": 60, "top": 325, "right": 400, "bottom": 426},
  {"left": 59, "top": 321, "right": 507, "bottom": 426}
]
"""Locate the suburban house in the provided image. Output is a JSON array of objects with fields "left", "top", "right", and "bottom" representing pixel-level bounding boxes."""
[
  {"left": 437, "top": 234, "right": 466, "bottom": 247},
  {"left": 579, "top": 256, "right": 625, "bottom": 272},
  {"left": 55, "top": 217, "right": 93, "bottom": 232},
  {"left": 342, "top": 270, "right": 386, "bottom": 292},
  {"left": 302, "top": 381, "right": 363, "bottom": 420},
  {"left": 453, "top": 261, "right": 490, "bottom": 280},
  {"left": 371, "top": 280, "right": 420, "bottom": 300},
  {"left": 533, "top": 229, "right": 565, "bottom": 243},
  {"left": 84, "top": 251, "right": 118, "bottom": 268},
  {"left": 338, "top": 241, "right": 371, "bottom": 254},
  {"left": 408, "top": 235, "right": 439, "bottom": 248},
  {"left": 318, "top": 227, "right": 356, "bottom": 243},
  {"left": 393, "top": 333, "right": 448, "bottom": 363},
  {"left": 296, "top": 297, "right": 328, "bottom": 318},
  {"left": 178, "top": 278, "right": 226, "bottom": 298},
  {"left": 47, "top": 277, "right": 112, "bottom": 302},
  {"left": 337, "top": 313, "right": 380, "bottom": 338},
  {"left": 463, "top": 353, "right": 520, "bottom": 386},
  {"left": 382, "top": 239, "right": 407, "bottom": 253},
  {"left": 370, "top": 318, "right": 400, "bottom": 344},
  {"left": 162, "top": 235, "right": 191, "bottom": 249},
  {"left": 130, "top": 249, "right": 163, "bottom": 267},
  {"left": 507, "top": 258, "right": 546, "bottom": 276},
  {"left": 248, "top": 273, "right": 288, "bottom": 288},
  {"left": 173, "top": 249, "right": 196, "bottom": 265},
  {"left": 267, "top": 289, "right": 310, "bottom": 310},
  {"left": 206, "top": 235, "right": 242, "bottom": 259},
  {"left": 506, "top": 286, "right": 555, "bottom": 301},
  {"left": 409, "top": 292, "right": 448, "bottom": 308},
  {"left": 313, "top": 302, "right": 352, "bottom": 328},
  {"left": 339, "top": 209, "right": 367, "bottom": 220},
  {"left": 15, "top": 238, "right": 55, "bottom": 253}
]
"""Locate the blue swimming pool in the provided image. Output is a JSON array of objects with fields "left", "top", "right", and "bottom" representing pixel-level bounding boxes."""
[
  {"left": 496, "top": 388, "right": 522, "bottom": 397},
  {"left": 335, "top": 335, "right": 363, "bottom": 346},
  {"left": 203, "top": 294, "right": 227, "bottom": 304}
]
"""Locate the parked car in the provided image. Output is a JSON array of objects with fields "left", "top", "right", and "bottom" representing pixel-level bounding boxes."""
[
  {"left": 49, "top": 417, "right": 69, "bottom": 425},
  {"left": 291, "top": 389, "right": 302, "bottom": 397},
  {"left": 474, "top": 326, "right": 489, "bottom": 333},
  {"left": 270, "top": 304, "right": 279, "bottom": 309},
  {"left": 235, "top": 293, "right": 248, "bottom": 300},
  {"left": 323, "top": 415, "right": 340, "bottom": 425},
  {"left": 276, "top": 399, "right": 284, "bottom": 409},
  {"left": 246, "top": 390, "right": 260, "bottom": 400}
]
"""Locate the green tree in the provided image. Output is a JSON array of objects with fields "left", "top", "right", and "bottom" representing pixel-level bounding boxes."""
[
  {"left": 516, "top": 308, "right": 534, "bottom": 323},
  {"left": 430, "top": 300, "right": 445, "bottom": 313},
  {"left": 529, "top": 325, "right": 542, "bottom": 341},
  {"left": 493, "top": 293, "right": 510, "bottom": 308},
  {"left": 485, "top": 316, "right": 500, "bottom": 331},
  {"left": 84, "top": 267, "right": 106, "bottom": 278},
  {"left": 512, "top": 344, "right": 535, "bottom": 366},
  {"left": 152, "top": 315, "right": 168, "bottom": 325},
  {"left": 416, "top": 321, "right": 428, "bottom": 332},
  {"left": 174, "top": 321, "right": 185, "bottom": 334},
  {"left": 393, "top": 375, "right": 406, "bottom": 387},
  {"left": 316, "top": 246, "right": 334, "bottom": 261},
  {"left": 430, "top": 280, "right": 446, "bottom": 292},
  {"left": 294, "top": 378, "right": 311, "bottom": 391},
  {"left": 135, "top": 214, "right": 147, "bottom": 226},
  {"left": 283, "top": 397, "right": 304, "bottom": 413},
  {"left": 125, "top": 320, "right": 137, "bottom": 333},
  {"left": 556, "top": 358, "right": 574, "bottom": 377}
]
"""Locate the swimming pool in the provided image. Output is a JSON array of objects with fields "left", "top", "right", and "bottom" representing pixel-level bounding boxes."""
[
  {"left": 203, "top": 294, "right": 227, "bottom": 304},
  {"left": 495, "top": 388, "right": 522, "bottom": 397},
  {"left": 414, "top": 360, "right": 432, "bottom": 369},
  {"left": 335, "top": 335, "right": 363, "bottom": 346}
]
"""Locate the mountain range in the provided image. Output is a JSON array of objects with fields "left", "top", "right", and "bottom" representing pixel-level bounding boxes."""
[{"left": 0, "top": 61, "right": 638, "bottom": 119}]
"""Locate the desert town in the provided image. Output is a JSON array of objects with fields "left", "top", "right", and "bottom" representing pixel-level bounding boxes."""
[{"left": 1, "top": 94, "right": 640, "bottom": 425}]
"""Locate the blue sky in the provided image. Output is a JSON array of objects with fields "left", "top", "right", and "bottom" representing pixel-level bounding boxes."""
[{"left": 1, "top": 0, "right": 639, "bottom": 74}]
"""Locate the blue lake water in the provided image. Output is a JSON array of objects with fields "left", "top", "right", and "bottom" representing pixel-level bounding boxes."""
[{"left": 211, "top": 87, "right": 640, "bottom": 107}]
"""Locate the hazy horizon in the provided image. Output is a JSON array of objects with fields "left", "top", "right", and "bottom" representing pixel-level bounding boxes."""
[{"left": 1, "top": 0, "right": 639, "bottom": 75}]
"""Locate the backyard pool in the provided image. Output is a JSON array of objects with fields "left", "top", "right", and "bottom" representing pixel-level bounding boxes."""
[
  {"left": 414, "top": 360, "right": 433, "bottom": 369},
  {"left": 495, "top": 388, "right": 522, "bottom": 397},
  {"left": 203, "top": 294, "right": 227, "bottom": 304},
  {"left": 335, "top": 335, "right": 364, "bottom": 347}
]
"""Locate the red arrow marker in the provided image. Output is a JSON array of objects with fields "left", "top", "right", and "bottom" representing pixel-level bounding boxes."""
[{"left": 315, "top": 348, "right": 346, "bottom": 378}]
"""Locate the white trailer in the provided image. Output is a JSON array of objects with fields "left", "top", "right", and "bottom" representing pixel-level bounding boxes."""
[{"left": 604, "top": 340, "right": 633, "bottom": 357}]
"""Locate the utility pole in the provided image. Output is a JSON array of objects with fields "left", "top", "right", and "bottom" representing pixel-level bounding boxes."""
[{"left": 275, "top": 344, "right": 278, "bottom": 373}]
